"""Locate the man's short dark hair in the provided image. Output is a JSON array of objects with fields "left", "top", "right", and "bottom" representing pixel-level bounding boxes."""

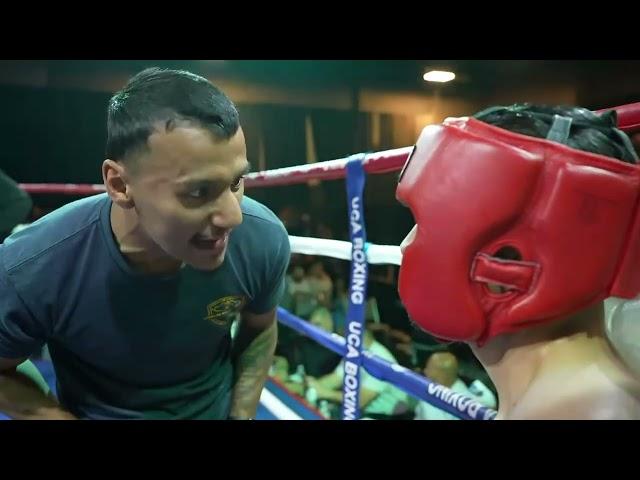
[{"left": 106, "top": 67, "right": 240, "bottom": 162}]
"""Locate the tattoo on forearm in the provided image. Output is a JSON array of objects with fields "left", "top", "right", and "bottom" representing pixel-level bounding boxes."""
[{"left": 230, "top": 321, "right": 277, "bottom": 418}]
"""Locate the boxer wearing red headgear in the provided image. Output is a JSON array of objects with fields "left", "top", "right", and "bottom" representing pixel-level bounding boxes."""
[{"left": 397, "top": 104, "right": 640, "bottom": 419}]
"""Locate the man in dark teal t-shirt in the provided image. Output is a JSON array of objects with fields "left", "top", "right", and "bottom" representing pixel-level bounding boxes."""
[{"left": 0, "top": 67, "right": 289, "bottom": 420}]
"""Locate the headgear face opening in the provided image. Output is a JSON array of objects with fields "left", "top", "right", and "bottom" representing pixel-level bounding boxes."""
[{"left": 396, "top": 117, "right": 640, "bottom": 346}]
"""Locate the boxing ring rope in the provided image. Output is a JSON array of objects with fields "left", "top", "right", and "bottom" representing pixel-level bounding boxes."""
[
  {"left": 276, "top": 308, "right": 496, "bottom": 420},
  {"left": 17, "top": 147, "right": 413, "bottom": 195},
  {"left": 16, "top": 102, "right": 640, "bottom": 421},
  {"left": 18, "top": 183, "right": 106, "bottom": 195},
  {"left": 289, "top": 236, "right": 402, "bottom": 266}
]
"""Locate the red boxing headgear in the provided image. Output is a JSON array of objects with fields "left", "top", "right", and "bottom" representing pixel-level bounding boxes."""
[{"left": 396, "top": 116, "right": 640, "bottom": 346}]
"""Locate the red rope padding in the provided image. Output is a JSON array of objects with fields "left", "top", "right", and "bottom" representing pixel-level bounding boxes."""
[
  {"left": 18, "top": 147, "right": 413, "bottom": 194},
  {"left": 597, "top": 102, "right": 640, "bottom": 133},
  {"left": 244, "top": 146, "right": 413, "bottom": 188},
  {"left": 18, "top": 183, "right": 106, "bottom": 195},
  {"left": 16, "top": 102, "right": 640, "bottom": 195}
]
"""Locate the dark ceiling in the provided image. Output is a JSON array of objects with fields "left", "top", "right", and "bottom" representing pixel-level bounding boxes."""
[
  {"left": 8, "top": 60, "right": 640, "bottom": 105},
  {"left": 40, "top": 59, "right": 639, "bottom": 86}
]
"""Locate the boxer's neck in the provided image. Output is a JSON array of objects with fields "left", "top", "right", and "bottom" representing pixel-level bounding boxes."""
[{"left": 472, "top": 303, "right": 614, "bottom": 419}]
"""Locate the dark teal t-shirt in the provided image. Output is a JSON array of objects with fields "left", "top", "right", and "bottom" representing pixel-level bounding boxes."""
[{"left": 0, "top": 193, "right": 290, "bottom": 419}]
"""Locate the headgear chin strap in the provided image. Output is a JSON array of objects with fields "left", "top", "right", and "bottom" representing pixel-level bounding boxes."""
[{"left": 396, "top": 114, "right": 640, "bottom": 346}]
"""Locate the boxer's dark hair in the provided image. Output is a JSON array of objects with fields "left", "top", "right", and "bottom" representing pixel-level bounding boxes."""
[
  {"left": 474, "top": 103, "right": 638, "bottom": 164},
  {"left": 106, "top": 67, "right": 240, "bottom": 164}
]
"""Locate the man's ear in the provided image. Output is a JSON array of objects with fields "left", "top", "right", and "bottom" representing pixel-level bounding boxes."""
[{"left": 103, "top": 159, "right": 135, "bottom": 209}]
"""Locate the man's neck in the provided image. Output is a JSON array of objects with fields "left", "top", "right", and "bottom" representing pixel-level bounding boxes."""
[{"left": 110, "top": 203, "right": 181, "bottom": 274}]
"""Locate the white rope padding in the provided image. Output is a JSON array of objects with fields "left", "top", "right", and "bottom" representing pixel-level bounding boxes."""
[
  {"left": 289, "top": 235, "right": 402, "bottom": 265},
  {"left": 259, "top": 388, "right": 303, "bottom": 420}
]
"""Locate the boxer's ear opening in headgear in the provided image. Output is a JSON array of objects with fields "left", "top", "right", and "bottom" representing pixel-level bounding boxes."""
[
  {"left": 485, "top": 246, "right": 524, "bottom": 294},
  {"left": 493, "top": 245, "right": 522, "bottom": 261}
]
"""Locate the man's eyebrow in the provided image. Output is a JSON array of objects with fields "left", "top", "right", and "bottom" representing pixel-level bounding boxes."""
[{"left": 175, "top": 162, "right": 251, "bottom": 186}]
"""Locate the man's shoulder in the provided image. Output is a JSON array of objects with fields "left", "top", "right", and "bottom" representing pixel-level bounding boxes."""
[
  {"left": 234, "top": 196, "right": 289, "bottom": 255},
  {"left": 513, "top": 366, "right": 640, "bottom": 419},
  {"left": 241, "top": 196, "right": 285, "bottom": 230},
  {"left": 1, "top": 194, "right": 108, "bottom": 273}
]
